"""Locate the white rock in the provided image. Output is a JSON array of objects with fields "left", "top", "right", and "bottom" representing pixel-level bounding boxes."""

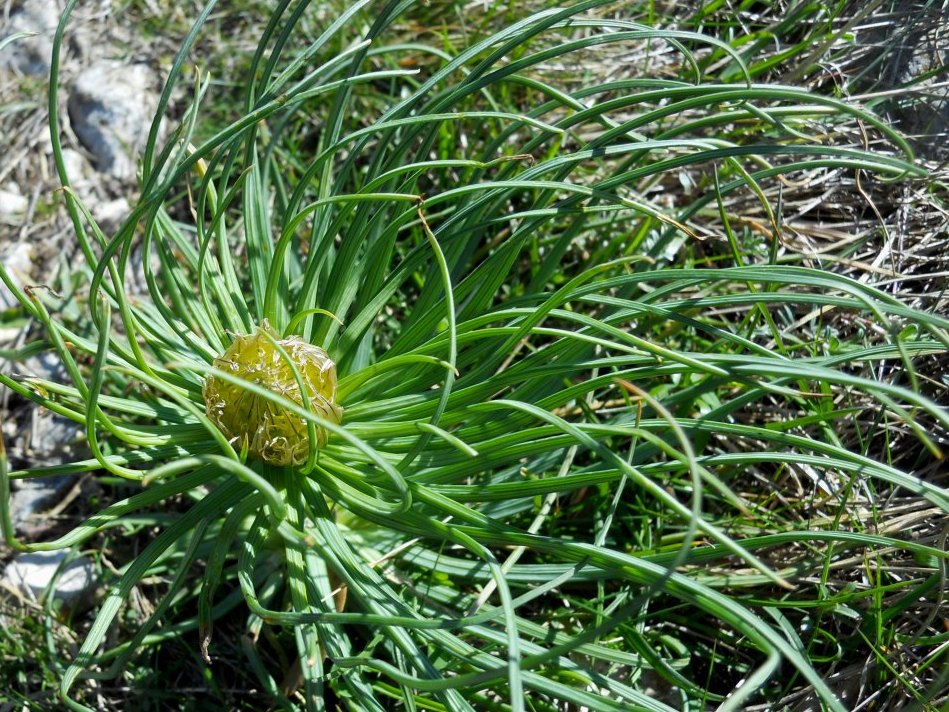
[
  {"left": 93, "top": 196, "right": 129, "bottom": 233},
  {"left": 0, "top": 241, "right": 33, "bottom": 311},
  {"left": 59, "top": 148, "right": 93, "bottom": 191},
  {"left": 0, "top": 186, "right": 28, "bottom": 224},
  {"left": 3, "top": 550, "right": 96, "bottom": 606},
  {"left": 22, "top": 349, "right": 69, "bottom": 384},
  {"left": 0, "top": 0, "right": 63, "bottom": 76},
  {"left": 58, "top": 151, "right": 129, "bottom": 231},
  {"left": 67, "top": 61, "right": 157, "bottom": 180}
]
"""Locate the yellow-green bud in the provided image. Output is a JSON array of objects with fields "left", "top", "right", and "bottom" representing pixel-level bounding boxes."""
[{"left": 203, "top": 322, "right": 342, "bottom": 466}]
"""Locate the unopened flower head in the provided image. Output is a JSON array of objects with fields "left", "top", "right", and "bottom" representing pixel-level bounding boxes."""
[{"left": 203, "top": 322, "right": 342, "bottom": 466}]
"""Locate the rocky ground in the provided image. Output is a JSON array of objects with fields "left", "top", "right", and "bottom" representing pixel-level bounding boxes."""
[{"left": 0, "top": 0, "right": 165, "bottom": 605}]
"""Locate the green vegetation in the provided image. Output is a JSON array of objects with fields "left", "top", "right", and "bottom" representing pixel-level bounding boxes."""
[{"left": 1, "top": 1, "right": 947, "bottom": 710}]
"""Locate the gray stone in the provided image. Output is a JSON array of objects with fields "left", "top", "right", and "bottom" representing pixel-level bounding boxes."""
[
  {"left": 4, "top": 409, "right": 83, "bottom": 537},
  {"left": 2, "top": 550, "right": 96, "bottom": 606},
  {"left": 0, "top": 0, "right": 63, "bottom": 76},
  {"left": 21, "top": 349, "right": 69, "bottom": 384},
  {"left": 67, "top": 61, "right": 157, "bottom": 180},
  {"left": 3, "top": 408, "right": 84, "bottom": 539},
  {"left": 7, "top": 474, "right": 76, "bottom": 531}
]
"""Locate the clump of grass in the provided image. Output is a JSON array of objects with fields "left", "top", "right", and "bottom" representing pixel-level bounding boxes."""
[{"left": 1, "top": 1, "right": 947, "bottom": 710}]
